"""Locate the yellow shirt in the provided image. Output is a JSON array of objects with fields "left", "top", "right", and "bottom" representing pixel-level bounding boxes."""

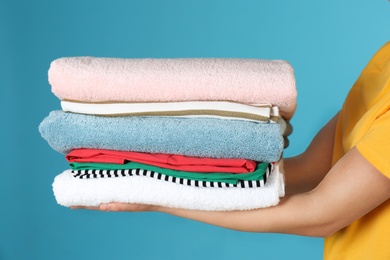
[{"left": 324, "top": 42, "right": 390, "bottom": 259}]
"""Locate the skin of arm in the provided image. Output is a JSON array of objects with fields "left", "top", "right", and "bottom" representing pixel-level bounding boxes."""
[
  {"left": 73, "top": 113, "right": 390, "bottom": 237},
  {"left": 284, "top": 112, "right": 339, "bottom": 195}
]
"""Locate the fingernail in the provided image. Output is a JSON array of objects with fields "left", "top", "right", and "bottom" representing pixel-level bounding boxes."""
[{"left": 101, "top": 204, "right": 110, "bottom": 211}]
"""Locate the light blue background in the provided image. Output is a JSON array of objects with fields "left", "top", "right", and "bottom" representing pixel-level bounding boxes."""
[{"left": 1, "top": 1, "right": 389, "bottom": 259}]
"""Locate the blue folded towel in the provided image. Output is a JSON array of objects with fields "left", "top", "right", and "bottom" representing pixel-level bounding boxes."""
[{"left": 39, "top": 111, "right": 285, "bottom": 162}]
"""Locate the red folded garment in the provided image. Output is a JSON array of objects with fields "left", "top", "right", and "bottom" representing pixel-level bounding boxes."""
[{"left": 66, "top": 148, "right": 257, "bottom": 173}]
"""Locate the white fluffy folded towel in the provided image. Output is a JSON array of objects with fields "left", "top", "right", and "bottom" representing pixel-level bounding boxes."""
[{"left": 52, "top": 162, "right": 285, "bottom": 211}]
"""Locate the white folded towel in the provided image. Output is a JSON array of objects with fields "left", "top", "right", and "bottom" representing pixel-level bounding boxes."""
[
  {"left": 61, "top": 100, "right": 279, "bottom": 123},
  {"left": 52, "top": 162, "right": 285, "bottom": 211}
]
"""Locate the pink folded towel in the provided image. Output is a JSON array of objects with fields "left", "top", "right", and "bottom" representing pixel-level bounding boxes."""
[{"left": 49, "top": 57, "right": 297, "bottom": 119}]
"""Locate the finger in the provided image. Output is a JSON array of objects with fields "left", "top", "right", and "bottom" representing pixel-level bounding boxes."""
[
  {"left": 283, "top": 136, "right": 290, "bottom": 148},
  {"left": 70, "top": 205, "right": 101, "bottom": 210},
  {"left": 285, "top": 121, "right": 293, "bottom": 136},
  {"left": 100, "top": 203, "right": 153, "bottom": 212}
]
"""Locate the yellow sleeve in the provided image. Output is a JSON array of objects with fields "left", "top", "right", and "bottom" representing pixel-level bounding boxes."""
[{"left": 356, "top": 110, "right": 390, "bottom": 178}]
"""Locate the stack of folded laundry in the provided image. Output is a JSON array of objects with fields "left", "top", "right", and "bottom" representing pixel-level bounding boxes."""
[{"left": 39, "top": 57, "right": 296, "bottom": 211}]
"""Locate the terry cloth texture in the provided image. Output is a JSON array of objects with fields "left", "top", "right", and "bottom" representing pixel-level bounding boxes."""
[
  {"left": 39, "top": 110, "right": 286, "bottom": 162},
  {"left": 60, "top": 100, "right": 277, "bottom": 123},
  {"left": 66, "top": 149, "right": 257, "bottom": 173},
  {"left": 52, "top": 162, "right": 285, "bottom": 210},
  {"left": 49, "top": 57, "right": 297, "bottom": 119}
]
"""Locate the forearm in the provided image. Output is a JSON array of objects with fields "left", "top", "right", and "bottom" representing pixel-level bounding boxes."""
[
  {"left": 157, "top": 192, "right": 327, "bottom": 237},
  {"left": 284, "top": 112, "right": 339, "bottom": 195}
]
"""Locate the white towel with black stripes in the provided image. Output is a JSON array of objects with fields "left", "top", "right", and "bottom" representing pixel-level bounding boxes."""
[{"left": 52, "top": 161, "right": 285, "bottom": 211}]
